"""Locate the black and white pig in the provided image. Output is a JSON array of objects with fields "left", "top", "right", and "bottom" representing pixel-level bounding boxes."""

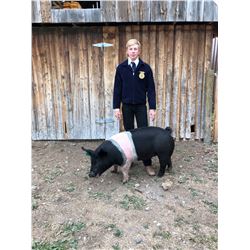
[{"left": 82, "top": 126, "right": 175, "bottom": 183}]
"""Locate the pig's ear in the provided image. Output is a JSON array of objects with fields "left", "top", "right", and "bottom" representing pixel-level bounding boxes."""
[
  {"left": 98, "top": 149, "right": 107, "bottom": 157},
  {"left": 81, "top": 147, "right": 94, "bottom": 157}
]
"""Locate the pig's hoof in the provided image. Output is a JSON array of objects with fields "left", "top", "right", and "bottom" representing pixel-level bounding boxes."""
[
  {"left": 122, "top": 178, "right": 129, "bottom": 184},
  {"left": 167, "top": 167, "right": 173, "bottom": 173},
  {"left": 110, "top": 166, "right": 118, "bottom": 173},
  {"left": 157, "top": 172, "right": 164, "bottom": 177}
]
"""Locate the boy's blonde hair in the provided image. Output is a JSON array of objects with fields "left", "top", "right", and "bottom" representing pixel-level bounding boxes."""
[{"left": 126, "top": 39, "right": 141, "bottom": 48}]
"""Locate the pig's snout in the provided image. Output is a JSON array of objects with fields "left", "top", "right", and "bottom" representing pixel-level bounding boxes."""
[{"left": 89, "top": 171, "right": 96, "bottom": 177}]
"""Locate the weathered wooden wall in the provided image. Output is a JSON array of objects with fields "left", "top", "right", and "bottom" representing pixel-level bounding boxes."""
[
  {"left": 32, "top": 26, "right": 119, "bottom": 140},
  {"left": 32, "top": 0, "right": 218, "bottom": 23},
  {"left": 32, "top": 23, "right": 217, "bottom": 141}
]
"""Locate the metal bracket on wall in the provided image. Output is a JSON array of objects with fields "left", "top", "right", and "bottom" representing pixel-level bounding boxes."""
[
  {"left": 93, "top": 42, "right": 113, "bottom": 51},
  {"left": 95, "top": 118, "right": 115, "bottom": 124}
]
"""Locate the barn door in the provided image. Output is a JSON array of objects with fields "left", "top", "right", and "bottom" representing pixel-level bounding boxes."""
[
  {"left": 89, "top": 26, "right": 120, "bottom": 139},
  {"left": 32, "top": 27, "right": 119, "bottom": 140}
]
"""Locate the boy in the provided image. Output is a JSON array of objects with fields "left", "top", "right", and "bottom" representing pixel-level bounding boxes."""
[{"left": 113, "top": 39, "right": 156, "bottom": 176}]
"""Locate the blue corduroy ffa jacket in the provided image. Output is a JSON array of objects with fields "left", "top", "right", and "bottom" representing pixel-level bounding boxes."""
[{"left": 113, "top": 59, "right": 156, "bottom": 109}]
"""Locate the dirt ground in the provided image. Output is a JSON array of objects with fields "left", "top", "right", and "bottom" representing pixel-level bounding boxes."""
[{"left": 32, "top": 139, "right": 218, "bottom": 250}]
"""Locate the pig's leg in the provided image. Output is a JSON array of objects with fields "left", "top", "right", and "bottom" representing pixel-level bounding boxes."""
[
  {"left": 157, "top": 156, "right": 168, "bottom": 177},
  {"left": 167, "top": 158, "right": 173, "bottom": 173},
  {"left": 120, "top": 161, "right": 132, "bottom": 183},
  {"left": 110, "top": 165, "right": 118, "bottom": 173}
]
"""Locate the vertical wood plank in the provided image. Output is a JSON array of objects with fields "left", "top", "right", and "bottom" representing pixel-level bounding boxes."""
[
  {"left": 197, "top": 0, "right": 205, "bottom": 21},
  {"left": 116, "top": 0, "right": 129, "bottom": 22},
  {"left": 47, "top": 29, "right": 59, "bottom": 139},
  {"left": 32, "top": 1, "right": 42, "bottom": 23},
  {"left": 61, "top": 28, "right": 72, "bottom": 139},
  {"left": 40, "top": 29, "right": 54, "bottom": 139},
  {"left": 103, "top": 26, "right": 119, "bottom": 138},
  {"left": 167, "top": 1, "right": 176, "bottom": 21},
  {"left": 195, "top": 24, "right": 205, "bottom": 139},
  {"left": 140, "top": 25, "right": 149, "bottom": 64},
  {"left": 156, "top": 25, "right": 166, "bottom": 128},
  {"left": 100, "top": 0, "right": 116, "bottom": 22},
  {"left": 213, "top": 75, "right": 218, "bottom": 143},
  {"left": 51, "top": 28, "right": 63, "bottom": 139},
  {"left": 201, "top": 24, "right": 213, "bottom": 139},
  {"left": 175, "top": 0, "right": 187, "bottom": 21},
  {"left": 69, "top": 29, "right": 81, "bottom": 138},
  {"left": 87, "top": 27, "right": 105, "bottom": 139},
  {"left": 125, "top": 25, "right": 133, "bottom": 44},
  {"left": 150, "top": 1, "right": 168, "bottom": 22},
  {"left": 184, "top": 25, "right": 193, "bottom": 139},
  {"left": 189, "top": 25, "right": 199, "bottom": 136},
  {"left": 40, "top": 0, "right": 52, "bottom": 23},
  {"left": 79, "top": 27, "right": 91, "bottom": 139},
  {"left": 118, "top": 25, "right": 127, "bottom": 63},
  {"left": 139, "top": 0, "right": 151, "bottom": 22},
  {"left": 172, "top": 25, "right": 183, "bottom": 139},
  {"left": 186, "top": 0, "right": 199, "bottom": 21},
  {"left": 165, "top": 25, "right": 174, "bottom": 128},
  {"left": 148, "top": 25, "right": 157, "bottom": 126},
  {"left": 179, "top": 25, "right": 189, "bottom": 139},
  {"left": 57, "top": 28, "right": 68, "bottom": 139},
  {"left": 131, "top": 24, "right": 140, "bottom": 41},
  {"left": 32, "top": 33, "right": 40, "bottom": 139},
  {"left": 128, "top": 0, "right": 140, "bottom": 22},
  {"left": 204, "top": 69, "right": 215, "bottom": 143}
]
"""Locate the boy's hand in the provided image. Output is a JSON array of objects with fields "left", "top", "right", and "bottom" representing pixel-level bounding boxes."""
[
  {"left": 149, "top": 109, "right": 156, "bottom": 121},
  {"left": 114, "top": 109, "right": 121, "bottom": 120}
]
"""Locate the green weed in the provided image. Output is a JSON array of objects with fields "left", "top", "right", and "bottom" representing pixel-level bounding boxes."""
[
  {"left": 32, "top": 199, "right": 38, "bottom": 210},
  {"left": 63, "top": 222, "right": 86, "bottom": 236},
  {"left": 184, "top": 156, "right": 194, "bottom": 162},
  {"left": 33, "top": 221, "right": 86, "bottom": 249},
  {"left": 152, "top": 244, "right": 164, "bottom": 249},
  {"left": 62, "top": 183, "right": 75, "bottom": 193},
  {"left": 189, "top": 187, "right": 200, "bottom": 197},
  {"left": 174, "top": 216, "right": 189, "bottom": 227},
  {"left": 190, "top": 173, "right": 204, "bottom": 183},
  {"left": 105, "top": 224, "right": 123, "bottom": 238},
  {"left": 32, "top": 239, "right": 78, "bottom": 250},
  {"left": 112, "top": 243, "right": 121, "bottom": 250},
  {"left": 120, "top": 195, "right": 146, "bottom": 210},
  {"left": 202, "top": 200, "right": 218, "bottom": 214},
  {"left": 44, "top": 166, "right": 64, "bottom": 183},
  {"left": 189, "top": 233, "right": 218, "bottom": 248},
  {"left": 153, "top": 230, "right": 172, "bottom": 240},
  {"left": 204, "top": 159, "right": 218, "bottom": 173},
  {"left": 178, "top": 175, "right": 189, "bottom": 184},
  {"left": 88, "top": 191, "right": 111, "bottom": 200}
]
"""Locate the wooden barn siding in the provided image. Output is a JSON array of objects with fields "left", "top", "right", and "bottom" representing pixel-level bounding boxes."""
[
  {"left": 32, "top": 24, "right": 216, "bottom": 141},
  {"left": 32, "top": 27, "right": 119, "bottom": 140},
  {"left": 32, "top": 0, "right": 218, "bottom": 23}
]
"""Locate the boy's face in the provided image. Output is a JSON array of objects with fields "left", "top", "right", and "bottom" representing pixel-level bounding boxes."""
[{"left": 127, "top": 44, "right": 140, "bottom": 61}]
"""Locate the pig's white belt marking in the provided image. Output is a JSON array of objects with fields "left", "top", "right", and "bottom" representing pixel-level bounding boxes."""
[{"left": 109, "top": 131, "right": 138, "bottom": 165}]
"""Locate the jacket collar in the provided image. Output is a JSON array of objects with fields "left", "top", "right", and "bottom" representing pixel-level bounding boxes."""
[
  {"left": 121, "top": 58, "right": 145, "bottom": 68},
  {"left": 128, "top": 57, "right": 139, "bottom": 67}
]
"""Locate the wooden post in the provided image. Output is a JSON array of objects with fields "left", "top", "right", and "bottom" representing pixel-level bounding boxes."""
[
  {"left": 40, "top": 0, "right": 52, "bottom": 23},
  {"left": 204, "top": 69, "right": 215, "bottom": 143}
]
